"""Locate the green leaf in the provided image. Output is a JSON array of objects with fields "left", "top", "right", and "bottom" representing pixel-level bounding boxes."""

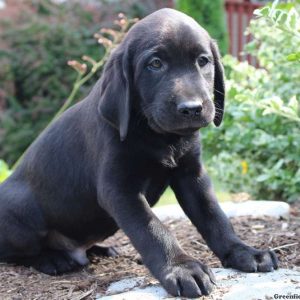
[
  {"left": 0, "top": 160, "right": 12, "bottom": 183},
  {"left": 254, "top": 7, "right": 270, "bottom": 17},
  {"left": 256, "top": 174, "right": 271, "bottom": 182},
  {"left": 274, "top": 10, "right": 288, "bottom": 26},
  {"left": 287, "top": 52, "right": 300, "bottom": 61},
  {"left": 287, "top": 9, "right": 297, "bottom": 29}
]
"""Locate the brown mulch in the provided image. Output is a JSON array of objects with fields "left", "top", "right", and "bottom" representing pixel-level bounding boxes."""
[{"left": 0, "top": 202, "right": 299, "bottom": 300}]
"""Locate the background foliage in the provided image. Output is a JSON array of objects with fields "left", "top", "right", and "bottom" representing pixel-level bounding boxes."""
[
  {"left": 176, "top": 0, "right": 228, "bottom": 54},
  {"left": 202, "top": 1, "right": 300, "bottom": 202},
  {"left": 0, "top": 1, "right": 105, "bottom": 165}
]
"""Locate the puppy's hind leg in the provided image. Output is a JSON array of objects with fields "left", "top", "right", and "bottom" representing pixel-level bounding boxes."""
[
  {"left": 0, "top": 179, "right": 46, "bottom": 264},
  {"left": 15, "top": 249, "right": 82, "bottom": 275},
  {"left": 0, "top": 179, "right": 84, "bottom": 275}
]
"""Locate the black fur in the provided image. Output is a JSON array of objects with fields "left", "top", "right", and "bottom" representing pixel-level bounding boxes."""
[{"left": 0, "top": 9, "right": 278, "bottom": 298}]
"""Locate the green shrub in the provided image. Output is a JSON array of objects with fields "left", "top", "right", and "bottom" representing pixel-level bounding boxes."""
[
  {"left": 0, "top": 1, "right": 104, "bottom": 165},
  {"left": 202, "top": 1, "right": 300, "bottom": 202},
  {"left": 176, "top": 0, "right": 228, "bottom": 54}
]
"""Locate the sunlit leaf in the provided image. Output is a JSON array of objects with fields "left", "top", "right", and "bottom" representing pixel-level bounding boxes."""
[{"left": 0, "top": 160, "right": 12, "bottom": 183}]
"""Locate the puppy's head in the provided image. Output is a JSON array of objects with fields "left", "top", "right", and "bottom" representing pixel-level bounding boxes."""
[{"left": 99, "top": 8, "right": 225, "bottom": 140}]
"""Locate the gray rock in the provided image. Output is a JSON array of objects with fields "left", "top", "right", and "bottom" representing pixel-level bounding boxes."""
[
  {"left": 152, "top": 201, "right": 290, "bottom": 221},
  {"left": 97, "top": 268, "right": 300, "bottom": 300}
]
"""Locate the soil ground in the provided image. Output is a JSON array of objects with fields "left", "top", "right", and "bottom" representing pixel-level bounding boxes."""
[{"left": 0, "top": 202, "right": 299, "bottom": 300}]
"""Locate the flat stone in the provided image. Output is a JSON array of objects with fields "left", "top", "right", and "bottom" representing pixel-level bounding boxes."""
[
  {"left": 106, "top": 277, "right": 146, "bottom": 294},
  {"left": 221, "top": 200, "right": 290, "bottom": 219},
  {"left": 152, "top": 201, "right": 290, "bottom": 221},
  {"left": 97, "top": 268, "right": 300, "bottom": 300}
]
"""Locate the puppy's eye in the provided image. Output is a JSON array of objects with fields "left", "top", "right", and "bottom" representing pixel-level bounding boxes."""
[
  {"left": 148, "top": 58, "right": 163, "bottom": 70},
  {"left": 197, "top": 56, "right": 209, "bottom": 67}
]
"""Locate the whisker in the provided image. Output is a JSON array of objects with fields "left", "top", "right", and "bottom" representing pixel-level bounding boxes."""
[
  {"left": 214, "top": 88, "right": 225, "bottom": 96},
  {"left": 215, "top": 107, "right": 223, "bottom": 112}
]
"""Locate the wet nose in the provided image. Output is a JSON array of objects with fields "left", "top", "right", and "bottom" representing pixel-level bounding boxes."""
[{"left": 177, "top": 101, "right": 202, "bottom": 117}]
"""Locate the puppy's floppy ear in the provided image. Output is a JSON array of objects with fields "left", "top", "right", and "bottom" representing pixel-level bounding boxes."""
[
  {"left": 210, "top": 40, "right": 225, "bottom": 126},
  {"left": 98, "top": 47, "right": 132, "bottom": 141}
]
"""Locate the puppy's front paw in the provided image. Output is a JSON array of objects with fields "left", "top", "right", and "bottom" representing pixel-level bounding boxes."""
[
  {"left": 222, "top": 244, "right": 278, "bottom": 272},
  {"left": 159, "top": 258, "right": 216, "bottom": 298}
]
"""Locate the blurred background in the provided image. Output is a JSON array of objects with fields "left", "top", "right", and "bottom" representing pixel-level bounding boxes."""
[{"left": 0, "top": 0, "right": 299, "bottom": 204}]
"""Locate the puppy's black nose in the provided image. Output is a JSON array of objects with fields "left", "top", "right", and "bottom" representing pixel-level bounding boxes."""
[{"left": 177, "top": 101, "right": 202, "bottom": 117}]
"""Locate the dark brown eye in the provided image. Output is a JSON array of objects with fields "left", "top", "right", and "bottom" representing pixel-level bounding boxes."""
[
  {"left": 148, "top": 58, "right": 162, "bottom": 70},
  {"left": 198, "top": 56, "right": 209, "bottom": 67}
]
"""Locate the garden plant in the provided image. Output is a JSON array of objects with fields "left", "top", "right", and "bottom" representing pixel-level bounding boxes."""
[
  {"left": 202, "top": 0, "right": 300, "bottom": 202},
  {"left": 0, "top": 1, "right": 299, "bottom": 204}
]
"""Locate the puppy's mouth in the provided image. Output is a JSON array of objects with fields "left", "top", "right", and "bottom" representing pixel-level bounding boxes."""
[
  {"left": 168, "top": 120, "right": 212, "bottom": 135},
  {"left": 168, "top": 127, "right": 199, "bottom": 136},
  {"left": 147, "top": 116, "right": 166, "bottom": 134},
  {"left": 147, "top": 114, "right": 212, "bottom": 136}
]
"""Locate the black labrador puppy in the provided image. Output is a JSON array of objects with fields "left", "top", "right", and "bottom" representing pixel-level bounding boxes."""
[{"left": 0, "top": 8, "right": 278, "bottom": 298}]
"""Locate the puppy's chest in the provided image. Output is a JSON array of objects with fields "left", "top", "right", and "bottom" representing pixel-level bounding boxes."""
[{"left": 157, "top": 140, "right": 192, "bottom": 168}]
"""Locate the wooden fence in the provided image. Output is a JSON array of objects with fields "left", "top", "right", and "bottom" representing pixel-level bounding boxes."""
[{"left": 225, "top": 0, "right": 263, "bottom": 65}]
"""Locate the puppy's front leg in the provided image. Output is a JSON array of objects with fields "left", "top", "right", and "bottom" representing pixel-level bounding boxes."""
[
  {"left": 99, "top": 181, "right": 215, "bottom": 298},
  {"left": 170, "top": 156, "right": 278, "bottom": 273}
]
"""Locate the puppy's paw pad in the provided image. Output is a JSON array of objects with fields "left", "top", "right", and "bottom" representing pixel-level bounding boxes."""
[
  {"left": 254, "top": 250, "right": 278, "bottom": 272},
  {"left": 222, "top": 244, "right": 278, "bottom": 273},
  {"left": 160, "top": 259, "right": 215, "bottom": 298}
]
